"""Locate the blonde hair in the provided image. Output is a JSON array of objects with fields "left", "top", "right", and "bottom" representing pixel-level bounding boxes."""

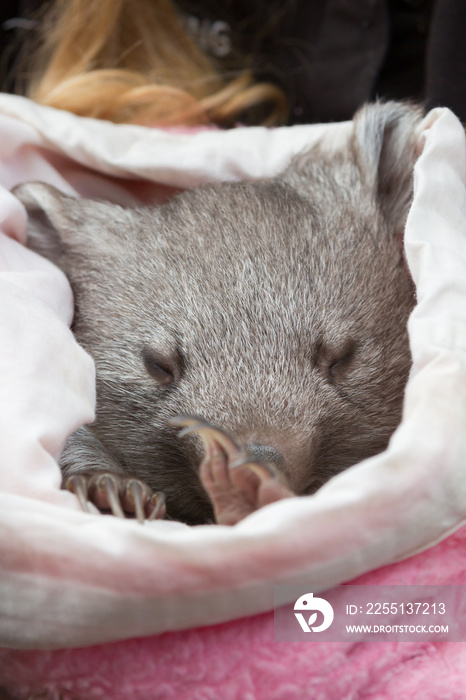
[{"left": 25, "top": 0, "right": 288, "bottom": 127}]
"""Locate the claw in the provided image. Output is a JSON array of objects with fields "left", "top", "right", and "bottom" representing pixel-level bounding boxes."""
[
  {"left": 170, "top": 414, "right": 246, "bottom": 461},
  {"left": 229, "top": 454, "right": 277, "bottom": 480},
  {"left": 88, "top": 473, "right": 125, "bottom": 519},
  {"left": 64, "top": 474, "right": 90, "bottom": 513},
  {"left": 122, "top": 479, "right": 149, "bottom": 524},
  {"left": 147, "top": 492, "right": 166, "bottom": 521},
  {"left": 171, "top": 414, "right": 276, "bottom": 482},
  {"left": 168, "top": 415, "right": 207, "bottom": 431},
  {"left": 63, "top": 471, "right": 166, "bottom": 523}
]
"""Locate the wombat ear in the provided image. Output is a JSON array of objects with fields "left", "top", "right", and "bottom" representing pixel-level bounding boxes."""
[
  {"left": 12, "top": 182, "right": 117, "bottom": 268},
  {"left": 13, "top": 182, "right": 82, "bottom": 265},
  {"left": 352, "top": 101, "right": 422, "bottom": 231}
]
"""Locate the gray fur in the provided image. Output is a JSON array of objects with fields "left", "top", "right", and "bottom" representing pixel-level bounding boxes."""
[{"left": 14, "top": 101, "right": 420, "bottom": 524}]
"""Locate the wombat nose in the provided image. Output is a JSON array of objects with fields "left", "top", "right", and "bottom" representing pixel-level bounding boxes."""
[{"left": 245, "top": 443, "right": 285, "bottom": 468}]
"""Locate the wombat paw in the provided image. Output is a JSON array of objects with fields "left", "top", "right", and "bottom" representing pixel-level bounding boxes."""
[
  {"left": 171, "top": 416, "right": 295, "bottom": 526},
  {"left": 64, "top": 472, "right": 166, "bottom": 523}
]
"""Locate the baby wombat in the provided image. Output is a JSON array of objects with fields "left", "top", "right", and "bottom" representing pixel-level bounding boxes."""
[{"left": 14, "top": 101, "right": 419, "bottom": 525}]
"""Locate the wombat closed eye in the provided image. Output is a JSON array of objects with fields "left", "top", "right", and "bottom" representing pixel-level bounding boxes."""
[{"left": 14, "top": 101, "right": 419, "bottom": 525}]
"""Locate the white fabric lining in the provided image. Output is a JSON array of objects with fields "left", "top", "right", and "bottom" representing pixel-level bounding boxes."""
[{"left": 0, "top": 95, "right": 464, "bottom": 648}]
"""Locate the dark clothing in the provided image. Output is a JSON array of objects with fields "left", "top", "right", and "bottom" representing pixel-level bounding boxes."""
[
  {"left": 425, "top": 0, "right": 466, "bottom": 116},
  {"left": 177, "top": 0, "right": 435, "bottom": 122},
  {"left": 0, "top": 0, "right": 464, "bottom": 124},
  {"left": 179, "top": 0, "right": 391, "bottom": 122}
]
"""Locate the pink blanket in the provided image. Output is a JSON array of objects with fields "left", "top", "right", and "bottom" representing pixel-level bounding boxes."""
[
  {"left": 2, "top": 525, "right": 466, "bottom": 699},
  {"left": 1, "top": 95, "right": 466, "bottom": 696}
]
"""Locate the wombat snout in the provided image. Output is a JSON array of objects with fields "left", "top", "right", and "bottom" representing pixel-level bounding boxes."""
[{"left": 245, "top": 443, "right": 285, "bottom": 468}]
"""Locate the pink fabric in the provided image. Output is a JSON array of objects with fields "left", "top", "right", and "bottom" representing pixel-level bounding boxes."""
[{"left": 2, "top": 524, "right": 466, "bottom": 699}]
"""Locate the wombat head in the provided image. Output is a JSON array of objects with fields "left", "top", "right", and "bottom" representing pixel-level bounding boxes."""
[{"left": 15, "top": 102, "right": 420, "bottom": 523}]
